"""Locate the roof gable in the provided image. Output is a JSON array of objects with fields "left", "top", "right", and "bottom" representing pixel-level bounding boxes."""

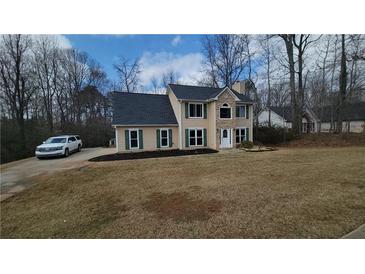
[
  {"left": 168, "top": 84, "right": 253, "bottom": 103},
  {"left": 213, "top": 87, "right": 240, "bottom": 101}
]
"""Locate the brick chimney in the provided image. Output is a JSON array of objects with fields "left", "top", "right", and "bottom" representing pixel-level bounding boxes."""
[{"left": 232, "top": 80, "right": 246, "bottom": 95}]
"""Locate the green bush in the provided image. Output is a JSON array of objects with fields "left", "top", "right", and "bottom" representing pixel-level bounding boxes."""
[
  {"left": 240, "top": 140, "right": 254, "bottom": 149},
  {"left": 253, "top": 126, "right": 296, "bottom": 144}
]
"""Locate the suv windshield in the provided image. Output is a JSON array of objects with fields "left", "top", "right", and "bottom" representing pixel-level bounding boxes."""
[{"left": 45, "top": 137, "right": 67, "bottom": 144}]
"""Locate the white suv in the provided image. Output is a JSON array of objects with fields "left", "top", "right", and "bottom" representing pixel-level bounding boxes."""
[{"left": 35, "top": 135, "right": 82, "bottom": 159}]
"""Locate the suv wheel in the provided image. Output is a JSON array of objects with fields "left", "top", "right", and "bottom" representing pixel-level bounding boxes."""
[{"left": 64, "top": 148, "right": 69, "bottom": 157}]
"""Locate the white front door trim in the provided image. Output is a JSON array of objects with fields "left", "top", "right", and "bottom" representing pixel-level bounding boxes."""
[{"left": 220, "top": 128, "right": 232, "bottom": 148}]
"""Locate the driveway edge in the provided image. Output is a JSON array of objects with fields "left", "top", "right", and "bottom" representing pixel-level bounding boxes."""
[{"left": 342, "top": 224, "right": 365, "bottom": 239}]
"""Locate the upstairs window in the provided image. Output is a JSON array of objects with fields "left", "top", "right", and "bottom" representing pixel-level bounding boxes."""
[
  {"left": 189, "top": 103, "right": 203, "bottom": 118},
  {"left": 236, "top": 105, "right": 246, "bottom": 118},
  {"left": 220, "top": 103, "right": 231, "bottom": 119}
]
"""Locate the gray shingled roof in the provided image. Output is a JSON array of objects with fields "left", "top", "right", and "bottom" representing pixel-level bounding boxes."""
[
  {"left": 269, "top": 102, "right": 365, "bottom": 122},
  {"left": 314, "top": 102, "right": 365, "bottom": 122},
  {"left": 168, "top": 84, "right": 253, "bottom": 103},
  {"left": 112, "top": 92, "right": 178, "bottom": 125}
]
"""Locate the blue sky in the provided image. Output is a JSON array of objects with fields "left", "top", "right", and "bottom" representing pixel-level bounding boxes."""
[{"left": 64, "top": 35, "right": 205, "bottom": 91}]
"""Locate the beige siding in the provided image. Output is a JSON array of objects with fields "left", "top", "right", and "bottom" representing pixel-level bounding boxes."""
[
  {"left": 207, "top": 102, "right": 216, "bottom": 148},
  {"left": 167, "top": 88, "right": 181, "bottom": 123},
  {"left": 181, "top": 102, "right": 211, "bottom": 149},
  {"left": 167, "top": 88, "right": 183, "bottom": 148},
  {"left": 115, "top": 126, "right": 179, "bottom": 153}
]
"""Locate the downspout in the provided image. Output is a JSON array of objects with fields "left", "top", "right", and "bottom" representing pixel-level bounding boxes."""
[
  {"left": 179, "top": 100, "right": 183, "bottom": 149},
  {"left": 115, "top": 126, "right": 119, "bottom": 153}
]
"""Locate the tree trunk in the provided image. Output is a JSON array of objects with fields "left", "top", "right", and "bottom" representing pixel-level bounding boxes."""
[
  {"left": 336, "top": 34, "right": 347, "bottom": 133},
  {"left": 280, "top": 34, "right": 300, "bottom": 135}
]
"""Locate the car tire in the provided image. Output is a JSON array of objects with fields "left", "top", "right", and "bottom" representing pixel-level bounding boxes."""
[
  {"left": 64, "top": 148, "right": 69, "bottom": 157},
  {"left": 78, "top": 144, "right": 81, "bottom": 152}
]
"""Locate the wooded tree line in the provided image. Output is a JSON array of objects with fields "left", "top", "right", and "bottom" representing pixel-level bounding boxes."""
[{"left": 0, "top": 35, "right": 113, "bottom": 163}]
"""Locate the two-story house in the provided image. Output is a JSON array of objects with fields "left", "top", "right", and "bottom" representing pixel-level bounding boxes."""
[{"left": 112, "top": 81, "right": 254, "bottom": 152}]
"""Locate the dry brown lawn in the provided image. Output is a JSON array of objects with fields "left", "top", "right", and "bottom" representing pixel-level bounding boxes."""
[{"left": 1, "top": 147, "right": 365, "bottom": 238}]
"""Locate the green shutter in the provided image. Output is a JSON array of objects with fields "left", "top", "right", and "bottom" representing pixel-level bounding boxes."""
[
  {"left": 246, "top": 128, "right": 249, "bottom": 141},
  {"left": 203, "top": 129, "right": 207, "bottom": 146},
  {"left": 185, "top": 129, "right": 189, "bottom": 147},
  {"left": 203, "top": 104, "right": 207, "bottom": 119},
  {"left": 125, "top": 130, "right": 129, "bottom": 150},
  {"left": 156, "top": 129, "right": 160, "bottom": 148},
  {"left": 168, "top": 129, "right": 172, "bottom": 147},
  {"left": 139, "top": 129, "right": 143, "bottom": 149},
  {"left": 185, "top": 103, "right": 189, "bottom": 118},
  {"left": 246, "top": 105, "right": 249, "bottom": 119}
]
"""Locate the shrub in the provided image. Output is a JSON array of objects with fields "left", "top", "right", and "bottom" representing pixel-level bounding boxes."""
[
  {"left": 254, "top": 126, "right": 295, "bottom": 145},
  {"left": 240, "top": 141, "right": 254, "bottom": 149}
]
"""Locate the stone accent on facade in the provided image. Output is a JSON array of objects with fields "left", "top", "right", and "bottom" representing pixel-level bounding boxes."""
[{"left": 215, "top": 90, "right": 237, "bottom": 148}]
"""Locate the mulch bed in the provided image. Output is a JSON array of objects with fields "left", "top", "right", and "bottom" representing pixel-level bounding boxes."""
[
  {"left": 89, "top": 148, "right": 218, "bottom": 162},
  {"left": 242, "top": 147, "right": 277, "bottom": 152}
]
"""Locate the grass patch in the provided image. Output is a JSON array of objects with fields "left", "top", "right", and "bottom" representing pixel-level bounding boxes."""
[
  {"left": 142, "top": 192, "right": 222, "bottom": 222},
  {"left": 1, "top": 147, "right": 365, "bottom": 238}
]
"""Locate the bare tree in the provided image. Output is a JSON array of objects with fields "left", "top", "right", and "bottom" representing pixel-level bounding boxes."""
[
  {"left": 278, "top": 34, "right": 300, "bottom": 135},
  {"left": 114, "top": 57, "right": 141, "bottom": 93},
  {"left": 32, "top": 36, "right": 61, "bottom": 133},
  {"left": 151, "top": 76, "right": 159, "bottom": 92},
  {"left": 162, "top": 70, "right": 179, "bottom": 87},
  {"left": 293, "top": 35, "right": 321, "bottom": 118},
  {"left": 259, "top": 35, "right": 274, "bottom": 126},
  {"left": 0, "top": 34, "right": 34, "bottom": 146},
  {"left": 202, "top": 35, "right": 248, "bottom": 88}
]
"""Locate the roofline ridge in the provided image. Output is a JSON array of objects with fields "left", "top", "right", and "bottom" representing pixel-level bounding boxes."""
[
  {"left": 168, "top": 83, "right": 222, "bottom": 89},
  {"left": 113, "top": 91, "right": 167, "bottom": 96}
]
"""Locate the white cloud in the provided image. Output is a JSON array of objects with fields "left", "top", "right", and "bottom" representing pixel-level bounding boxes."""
[
  {"left": 30, "top": 34, "right": 72, "bottom": 49},
  {"left": 171, "top": 35, "right": 182, "bottom": 46},
  {"left": 55, "top": 35, "right": 72, "bottom": 48},
  {"left": 139, "top": 51, "right": 204, "bottom": 89}
]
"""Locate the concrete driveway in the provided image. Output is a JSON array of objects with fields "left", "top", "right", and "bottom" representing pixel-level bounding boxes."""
[{"left": 0, "top": 147, "right": 114, "bottom": 201}]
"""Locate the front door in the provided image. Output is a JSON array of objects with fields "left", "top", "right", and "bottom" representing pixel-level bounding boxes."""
[{"left": 220, "top": 128, "right": 231, "bottom": 148}]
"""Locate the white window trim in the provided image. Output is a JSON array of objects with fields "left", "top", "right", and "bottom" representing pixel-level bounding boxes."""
[
  {"left": 188, "top": 103, "right": 204, "bottom": 119},
  {"left": 128, "top": 128, "right": 139, "bottom": 150},
  {"left": 236, "top": 105, "right": 246, "bottom": 118},
  {"left": 219, "top": 103, "right": 232, "bottom": 120},
  {"left": 235, "top": 127, "right": 248, "bottom": 143},
  {"left": 159, "top": 128, "right": 170, "bottom": 148},
  {"left": 188, "top": 128, "right": 204, "bottom": 147}
]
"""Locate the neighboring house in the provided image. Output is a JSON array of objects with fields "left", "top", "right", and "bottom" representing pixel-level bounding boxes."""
[
  {"left": 257, "top": 105, "right": 320, "bottom": 133},
  {"left": 257, "top": 102, "right": 365, "bottom": 133},
  {"left": 314, "top": 102, "right": 365, "bottom": 133},
  {"left": 112, "top": 81, "right": 254, "bottom": 152}
]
